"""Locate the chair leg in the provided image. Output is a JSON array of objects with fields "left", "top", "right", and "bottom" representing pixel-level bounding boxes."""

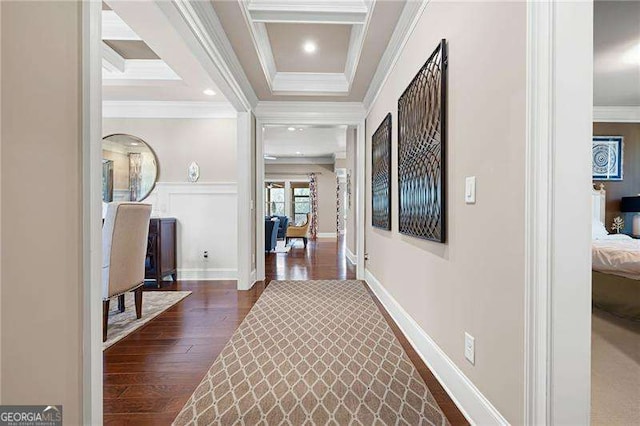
[
  {"left": 117, "top": 294, "right": 125, "bottom": 313},
  {"left": 103, "top": 300, "right": 109, "bottom": 342},
  {"left": 134, "top": 287, "right": 143, "bottom": 319},
  {"left": 303, "top": 237, "right": 308, "bottom": 248}
]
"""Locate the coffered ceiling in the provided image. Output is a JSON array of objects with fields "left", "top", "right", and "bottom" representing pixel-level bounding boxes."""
[
  {"left": 211, "top": 0, "right": 405, "bottom": 101},
  {"left": 102, "top": 1, "right": 225, "bottom": 103}
]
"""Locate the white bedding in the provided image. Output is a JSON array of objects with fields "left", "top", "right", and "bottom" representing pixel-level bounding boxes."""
[{"left": 592, "top": 234, "right": 640, "bottom": 280}]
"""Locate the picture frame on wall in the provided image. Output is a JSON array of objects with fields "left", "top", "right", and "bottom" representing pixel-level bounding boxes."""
[
  {"left": 592, "top": 136, "right": 623, "bottom": 181},
  {"left": 397, "top": 39, "right": 448, "bottom": 242},
  {"left": 372, "top": 113, "right": 392, "bottom": 230}
]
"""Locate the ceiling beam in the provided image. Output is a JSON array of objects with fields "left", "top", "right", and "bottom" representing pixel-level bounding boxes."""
[
  {"left": 247, "top": 0, "right": 369, "bottom": 24},
  {"left": 102, "top": 9, "right": 141, "bottom": 40}
]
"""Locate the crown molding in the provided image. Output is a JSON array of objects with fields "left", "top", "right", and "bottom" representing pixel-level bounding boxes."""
[
  {"left": 102, "top": 9, "right": 141, "bottom": 40},
  {"left": 159, "top": 0, "right": 258, "bottom": 111},
  {"left": 265, "top": 156, "right": 335, "bottom": 165},
  {"left": 102, "top": 101, "right": 237, "bottom": 119},
  {"left": 593, "top": 106, "right": 640, "bottom": 123},
  {"left": 363, "top": 0, "right": 429, "bottom": 113},
  {"left": 246, "top": 0, "right": 369, "bottom": 23},
  {"left": 102, "top": 41, "right": 125, "bottom": 73},
  {"left": 102, "top": 60, "right": 181, "bottom": 83},
  {"left": 254, "top": 101, "right": 366, "bottom": 123},
  {"left": 272, "top": 72, "right": 350, "bottom": 95}
]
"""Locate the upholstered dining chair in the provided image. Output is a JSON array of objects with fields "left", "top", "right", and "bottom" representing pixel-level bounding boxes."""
[
  {"left": 102, "top": 202, "right": 152, "bottom": 341},
  {"left": 286, "top": 213, "right": 311, "bottom": 248}
]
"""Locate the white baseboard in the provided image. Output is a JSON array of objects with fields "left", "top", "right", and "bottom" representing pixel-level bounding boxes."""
[
  {"left": 365, "top": 269, "right": 508, "bottom": 426},
  {"left": 346, "top": 247, "right": 357, "bottom": 265},
  {"left": 317, "top": 232, "right": 338, "bottom": 238},
  {"left": 178, "top": 268, "right": 237, "bottom": 281}
]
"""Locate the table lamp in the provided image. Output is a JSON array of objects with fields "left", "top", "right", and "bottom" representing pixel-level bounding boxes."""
[{"left": 620, "top": 196, "right": 640, "bottom": 236}]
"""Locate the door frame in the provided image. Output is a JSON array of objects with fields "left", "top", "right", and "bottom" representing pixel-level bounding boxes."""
[
  {"left": 254, "top": 102, "right": 366, "bottom": 280},
  {"left": 524, "top": 1, "right": 593, "bottom": 424}
]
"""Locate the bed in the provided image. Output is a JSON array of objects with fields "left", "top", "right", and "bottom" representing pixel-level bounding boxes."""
[{"left": 592, "top": 185, "right": 640, "bottom": 320}]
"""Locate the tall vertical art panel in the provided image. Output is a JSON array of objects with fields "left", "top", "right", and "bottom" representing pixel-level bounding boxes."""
[
  {"left": 397, "top": 39, "right": 447, "bottom": 242},
  {"left": 372, "top": 113, "right": 392, "bottom": 230}
]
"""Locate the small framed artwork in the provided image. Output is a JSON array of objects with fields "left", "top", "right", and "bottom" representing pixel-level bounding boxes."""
[
  {"left": 372, "top": 113, "right": 392, "bottom": 230},
  {"left": 592, "top": 136, "right": 623, "bottom": 181}
]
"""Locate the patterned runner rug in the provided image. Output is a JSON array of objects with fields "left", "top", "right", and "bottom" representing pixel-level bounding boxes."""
[{"left": 173, "top": 280, "right": 449, "bottom": 425}]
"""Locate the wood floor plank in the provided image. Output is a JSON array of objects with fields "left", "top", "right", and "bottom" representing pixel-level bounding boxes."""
[{"left": 104, "top": 237, "right": 466, "bottom": 425}]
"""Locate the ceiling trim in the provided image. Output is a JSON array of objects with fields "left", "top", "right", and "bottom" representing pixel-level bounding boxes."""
[
  {"left": 102, "top": 10, "right": 141, "bottom": 40},
  {"left": 247, "top": 0, "right": 369, "bottom": 24},
  {"left": 102, "top": 60, "right": 181, "bottom": 83},
  {"left": 158, "top": 0, "right": 258, "bottom": 111},
  {"left": 272, "top": 72, "right": 349, "bottom": 94},
  {"left": 103, "top": 101, "right": 237, "bottom": 119},
  {"left": 363, "top": 0, "right": 429, "bottom": 113},
  {"left": 593, "top": 106, "right": 640, "bottom": 123},
  {"left": 254, "top": 101, "right": 365, "bottom": 123},
  {"left": 240, "top": 0, "right": 375, "bottom": 95},
  {"left": 102, "top": 41, "right": 125, "bottom": 73},
  {"left": 265, "top": 156, "right": 335, "bottom": 165}
]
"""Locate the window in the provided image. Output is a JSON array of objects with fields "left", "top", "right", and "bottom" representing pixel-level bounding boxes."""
[
  {"left": 265, "top": 182, "right": 285, "bottom": 216},
  {"left": 292, "top": 184, "right": 310, "bottom": 225}
]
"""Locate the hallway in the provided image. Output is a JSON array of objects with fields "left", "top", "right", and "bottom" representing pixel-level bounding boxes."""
[{"left": 103, "top": 237, "right": 465, "bottom": 424}]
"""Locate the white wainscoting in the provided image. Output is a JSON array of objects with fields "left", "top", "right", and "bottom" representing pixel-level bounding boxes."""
[
  {"left": 365, "top": 269, "right": 508, "bottom": 425},
  {"left": 145, "top": 182, "right": 238, "bottom": 280}
]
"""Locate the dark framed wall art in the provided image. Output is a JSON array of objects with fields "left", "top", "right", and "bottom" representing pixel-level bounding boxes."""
[
  {"left": 592, "top": 136, "right": 623, "bottom": 181},
  {"left": 372, "top": 113, "right": 392, "bottom": 230},
  {"left": 397, "top": 39, "right": 447, "bottom": 243}
]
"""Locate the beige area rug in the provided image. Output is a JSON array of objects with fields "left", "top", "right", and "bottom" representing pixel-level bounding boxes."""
[
  {"left": 173, "top": 280, "right": 449, "bottom": 425},
  {"left": 591, "top": 309, "right": 640, "bottom": 425},
  {"left": 103, "top": 290, "right": 191, "bottom": 350}
]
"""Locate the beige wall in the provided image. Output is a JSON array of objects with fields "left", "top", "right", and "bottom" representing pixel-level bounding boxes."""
[
  {"left": 345, "top": 128, "right": 357, "bottom": 254},
  {"left": 1, "top": 1, "right": 83, "bottom": 422},
  {"left": 265, "top": 163, "right": 337, "bottom": 235},
  {"left": 103, "top": 118, "right": 237, "bottom": 183},
  {"left": 365, "top": 2, "right": 526, "bottom": 423}
]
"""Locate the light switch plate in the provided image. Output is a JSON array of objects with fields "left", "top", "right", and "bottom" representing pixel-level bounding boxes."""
[
  {"left": 465, "top": 332, "right": 475, "bottom": 365},
  {"left": 465, "top": 176, "right": 476, "bottom": 204}
]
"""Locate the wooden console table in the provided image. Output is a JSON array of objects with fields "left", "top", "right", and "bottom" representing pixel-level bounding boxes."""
[{"left": 145, "top": 217, "right": 177, "bottom": 288}]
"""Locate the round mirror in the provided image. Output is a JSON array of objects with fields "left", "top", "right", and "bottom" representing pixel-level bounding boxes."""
[{"left": 102, "top": 134, "right": 158, "bottom": 202}]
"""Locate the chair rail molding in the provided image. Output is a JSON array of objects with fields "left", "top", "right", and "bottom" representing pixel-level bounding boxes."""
[
  {"left": 593, "top": 106, "right": 640, "bottom": 123},
  {"left": 102, "top": 101, "right": 237, "bottom": 119}
]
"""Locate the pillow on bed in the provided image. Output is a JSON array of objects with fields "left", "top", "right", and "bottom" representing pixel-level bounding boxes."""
[{"left": 592, "top": 221, "right": 609, "bottom": 240}]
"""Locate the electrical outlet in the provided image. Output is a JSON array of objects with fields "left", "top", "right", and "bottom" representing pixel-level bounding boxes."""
[
  {"left": 464, "top": 332, "right": 475, "bottom": 365},
  {"left": 203, "top": 250, "right": 209, "bottom": 260}
]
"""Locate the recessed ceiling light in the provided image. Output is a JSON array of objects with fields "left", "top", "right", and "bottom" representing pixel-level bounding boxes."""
[
  {"left": 203, "top": 88, "right": 216, "bottom": 96},
  {"left": 288, "top": 127, "right": 296, "bottom": 131},
  {"left": 296, "top": 151, "right": 302, "bottom": 155},
  {"left": 298, "top": 128, "right": 304, "bottom": 131},
  {"left": 303, "top": 41, "right": 317, "bottom": 54}
]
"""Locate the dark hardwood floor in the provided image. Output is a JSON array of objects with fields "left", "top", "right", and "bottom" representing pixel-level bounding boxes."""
[{"left": 103, "top": 236, "right": 466, "bottom": 425}]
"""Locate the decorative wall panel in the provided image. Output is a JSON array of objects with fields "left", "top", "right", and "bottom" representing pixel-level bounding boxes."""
[
  {"left": 372, "top": 113, "right": 392, "bottom": 230},
  {"left": 397, "top": 39, "right": 447, "bottom": 242}
]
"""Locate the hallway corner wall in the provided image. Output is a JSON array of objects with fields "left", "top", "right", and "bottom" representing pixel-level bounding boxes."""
[
  {"left": 1, "top": 1, "right": 84, "bottom": 421},
  {"left": 364, "top": 2, "right": 526, "bottom": 423}
]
